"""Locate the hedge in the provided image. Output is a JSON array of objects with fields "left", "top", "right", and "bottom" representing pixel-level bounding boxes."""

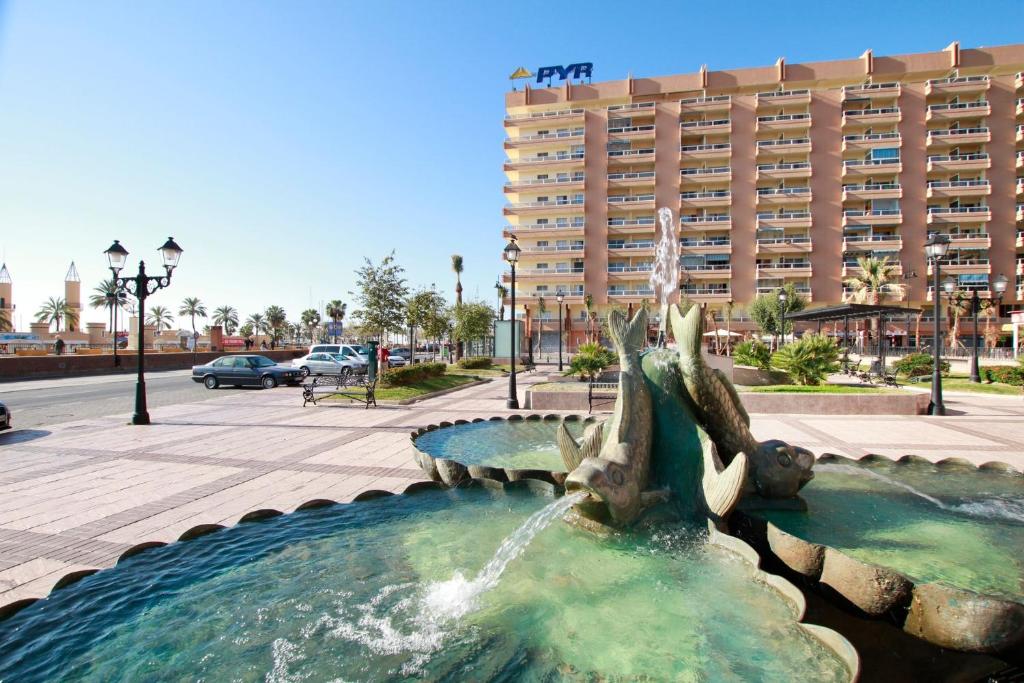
[
  {"left": 456, "top": 356, "right": 493, "bottom": 369},
  {"left": 893, "top": 353, "right": 949, "bottom": 378},
  {"left": 380, "top": 362, "right": 446, "bottom": 387},
  {"left": 982, "top": 366, "right": 1024, "bottom": 386}
]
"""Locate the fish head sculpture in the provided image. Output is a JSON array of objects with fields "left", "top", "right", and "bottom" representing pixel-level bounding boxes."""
[
  {"left": 749, "top": 439, "right": 815, "bottom": 498},
  {"left": 564, "top": 454, "right": 641, "bottom": 525}
]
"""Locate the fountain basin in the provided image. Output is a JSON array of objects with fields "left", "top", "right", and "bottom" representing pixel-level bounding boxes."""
[
  {"left": 732, "top": 454, "right": 1024, "bottom": 654},
  {"left": 0, "top": 481, "right": 857, "bottom": 681}
]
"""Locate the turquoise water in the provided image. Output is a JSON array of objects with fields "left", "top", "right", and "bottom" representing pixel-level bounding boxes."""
[
  {"left": 760, "top": 460, "right": 1024, "bottom": 600},
  {"left": 0, "top": 488, "right": 849, "bottom": 682},
  {"left": 414, "top": 419, "right": 587, "bottom": 471}
]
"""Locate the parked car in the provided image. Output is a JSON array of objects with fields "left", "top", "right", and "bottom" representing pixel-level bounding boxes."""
[
  {"left": 191, "top": 355, "right": 304, "bottom": 390},
  {"left": 385, "top": 352, "right": 407, "bottom": 367},
  {"left": 291, "top": 352, "right": 366, "bottom": 377},
  {"left": 309, "top": 344, "right": 370, "bottom": 363},
  {"left": 0, "top": 401, "right": 10, "bottom": 431}
]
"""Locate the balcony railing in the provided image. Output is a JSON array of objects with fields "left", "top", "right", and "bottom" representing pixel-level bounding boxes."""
[
  {"left": 681, "top": 190, "right": 730, "bottom": 199},
  {"left": 927, "top": 180, "right": 990, "bottom": 189},
  {"left": 843, "top": 82, "right": 899, "bottom": 94},
  {"left": 927, "top": 206, "right": 989, "bottom": 214},
  {"left": 926, "top": 75, "right": 990, "bottom": 86},
  {"left": 948, "top": 232, "right": 990, "bottom": 241},
  {"left": 507, "top": 199, "right": 584, "bottom": 209},
  {"left": 608, "top": 148, "right": 655, "bottom": 158},
  {"left": 680, "top": 166, "right": 730, "bottom": 176},
  {"left": 757, "top": 113, "right": 811, "bottom": 123},
  {"left": 842, "top": 132, "right": 901, "bottom": 142},
  {"left": 843, "top": 107, "right": 900, "bottom": 117},
  {"left": 510, "top": 221, "right": 584, "bottom": 231},
  {"left": 513, "top": 152, "right": 585, "bottom": 164},
  {"left": 680, "top": 143, "right": 731, "bottom": 152},
  {"left": 521, "top": 244, "right": 584, "bottom": 253},
  {"left": 757, "top": 89, "right": 810, "bottom": 98},
  {"left": 608, "top": 125, "right": 655, "bottom": 134},
  {"left": 607, "top": 102, "right": 655, "bottom": 113},
  {"left": 512, "top": 267, "right": 585, "bottom": 276},
  {"left": 679, "top": 95, "right": 731, "bottom": 105},
  {"left": 683, "top": 287, "right": 731, "bottom": 296},
  {"left": 756, "top": 187, "right": 810, "bottom": 196},
  {"left": 843, "top": 158, "right": 900, "bottom": 167},
  {"left": 757, "top": 211, "right": 810, "bottom": 219},
  {"left": 608, "top": 218, "right": 656, "bottom": 226},
  {"left": 756, "top": 237, "right": 812, "bottom": 245},
  {"left": 927, "top": 127, "right": 989, "bottom": 138},
  {"left": 508, "top": 129, "right": 584, "bottom": 143},
  {"left": 679, "top": 214, "right": 730, "bottom": 223},
  {"left": 843, "top": 209, "right": 901, "bottom": 217},
  {"left": 609, "top": 194, "right": 655, "bottom": 203},
  {"left": 681, "top": 263, "right": 732, "bottom": 272},
  {"left": 757, "top": 262, "right": 812, "bottom": 270},
  {"left": 680, "top": 118, "right": 731, "bottom": 129},
  {"left": 609, "top": 241, "right": 655, "bottom": 250},
  {"left": 506, "top": 175, "right": 584, "bottom": 187},
  {"left": 608, "top": 288, "right": 654, "bottom": 296},
  {"left": 843, "top": 183, "right": 900, "bottom": 191},
  {"left": 608, "top": 171, "right": 655, "bottom": 181},
  {"left": 505, "top": 108, "right": 585, "bottom": 122},
  {"left": 680, "top": 239, "right": 731, "bottom": 247},
  {"left": 757, "top": 162, "right": 811, "bottom": 171},
  {"left": 927, "top": 101, "right": 989, "bottom": 112},
  {"left": 927, "top": 153, "right": 988, "bottom": 163},
  {"left": 843, "top": 235, "right": 900, "bottom": 244},
  {"left": 757, "top": 138, "right": 810, "bottom": 147},
  {"left": 608, "top": 265, "right": 654, "bottom": 273}
]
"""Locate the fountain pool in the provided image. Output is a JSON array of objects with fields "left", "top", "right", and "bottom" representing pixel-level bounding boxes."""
[{"left": 0, "top": 486, "right": 853, "bottom": 682}]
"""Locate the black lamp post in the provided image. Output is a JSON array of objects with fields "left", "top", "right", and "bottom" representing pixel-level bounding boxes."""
[
  {"left": 504, "top": 236, "right": 521, "bottom": 410},
  {"left": 950, "top": 273, "right": 1009, "bottom": 383},
  {"left": 104, "top": 237, "right": 184, "bottom": 425},
  {"left": 777, "top": 289, "right": 788, "bottom": 350},
  {"left": 556, "top": 291, "right": 565, "bottom": 372},
  {"left": 924, "top": 234, "right": 950, "bottom": 416}
]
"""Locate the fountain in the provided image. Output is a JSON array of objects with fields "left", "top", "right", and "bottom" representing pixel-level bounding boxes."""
[{"left": 650, "top": 206, "right": 679, "bottom": 347}]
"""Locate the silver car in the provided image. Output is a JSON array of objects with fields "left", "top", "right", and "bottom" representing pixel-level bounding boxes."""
[{"left": 292, "top": 352, "right": 364, "bottom": 377}]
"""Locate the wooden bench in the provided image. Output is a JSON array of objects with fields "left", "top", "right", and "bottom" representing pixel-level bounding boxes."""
[{"left": 301, "top": 373, "right": 377, "bottom": 408}]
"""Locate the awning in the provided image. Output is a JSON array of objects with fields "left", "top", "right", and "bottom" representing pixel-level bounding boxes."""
[{"left": 785, "top": 303, "right": 921, "bottom": 324}]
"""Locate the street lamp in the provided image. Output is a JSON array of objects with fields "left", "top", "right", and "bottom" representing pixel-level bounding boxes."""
[
  {"left": 504, "top": 236, "right": 521, "bottom": 409},
  {"left": 777, "top": 289, "right": 788, "bottom": 349},
  {"left": 104, "top": 237, "right": 184, "bottom": 425},
  {"left": 556, "top": 291, "right": 565, "bottom": 372},
  {"left": 924, "top": 233, "right": 950, "bottom": 415}
]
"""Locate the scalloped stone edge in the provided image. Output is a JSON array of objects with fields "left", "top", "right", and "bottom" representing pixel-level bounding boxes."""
[{"left": 731, "top": 452, "right": 1024, "bottom": 656}]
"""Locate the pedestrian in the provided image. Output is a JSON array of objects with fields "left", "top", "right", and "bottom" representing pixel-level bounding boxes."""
[
  {"left": 54, "top": 337, "right": 65, "bottom": 356},
  {"left": 377, "top": 343, "right": 389, "bottom": 373},
  {"left": 260, "top": 340, "right": 268, "bottom": 350}
]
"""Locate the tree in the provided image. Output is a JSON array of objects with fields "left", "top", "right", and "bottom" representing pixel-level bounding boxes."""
[
  {"left": 239, "top": 322, "right": 254, "bottom": 338},
  {"left": 771, "top": 334, "right": 840, "bottom": 386},
  {"left": 583, "top": 293, "right": 596, "bottom": 343},
  {"left": 536, "top": 296, "right": 547, "bottom": 357},
  {"left": 89, "top": 279, "right": 128, "bottom": 335},
  {"left": 300, "top": 308, "right": 321, "bottom": 343},
  {"left": 245, "top": 313, "right": 267, "bottom": 340},
  {"left": 748, "top": 283, "right": 807, "bottom": 349},
  {"left": 212, "top": 305, "right": 239, "bottom": 335},
  {"left": 146, "top": 305, "right": 174, "bottom": 334},
  {"left": 178, "top": 297, "right": 208, "bottom": 338},
  {"left": 325, "top": 299, "right": 347, "bottom": 342},
  {"left": 494, "top": 284, "right": 508, "bottom": 321},
  {"left": 945, "top": 291, "right": 972, "bottom": 351},
  {"left": 0, "top": 307, "right": 10, "bottom": 332},
  {"left": 351, "top": 252, "right": 409, "bottom": 341},
  {"left": 451, "top": 254, "right": 464, "bottom": 360},
  {"left": 264, "top": 305, "right": 287, "bottom": 344},
  {"left": 452, "top": 301, "right": 495, "bottom": 349},
  {"left": 843, "top": 255, "right": 905, "bottom": 305},
  {"left": 36, "top": 297, "right": 77, "bottom": 333}
]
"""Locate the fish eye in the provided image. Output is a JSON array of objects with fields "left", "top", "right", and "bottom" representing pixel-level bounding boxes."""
[
  {"left": 610, "top": 467, "right": 626, "bottom": 485},
  {"left": 776, "top": 452, "right": 792, "bottom": 467}
]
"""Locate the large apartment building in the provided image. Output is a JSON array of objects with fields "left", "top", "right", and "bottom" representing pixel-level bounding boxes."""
[{"left": 502, "top": 42, "right": 1024, "bottom": 339}]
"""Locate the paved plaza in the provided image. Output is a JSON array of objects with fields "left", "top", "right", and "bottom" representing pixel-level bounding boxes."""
[{"left": 1, "top": 374, "right": 1023, "bottom": 614}]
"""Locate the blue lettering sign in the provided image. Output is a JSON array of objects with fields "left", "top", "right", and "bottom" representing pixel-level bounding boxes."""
[{"left": 536, "top": 63, "right": 593, "bottom": 84}]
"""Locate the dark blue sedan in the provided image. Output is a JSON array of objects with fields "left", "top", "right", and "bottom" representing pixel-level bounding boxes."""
[{"left": 192, "top": 355, "right": 304, "bottom": 390}]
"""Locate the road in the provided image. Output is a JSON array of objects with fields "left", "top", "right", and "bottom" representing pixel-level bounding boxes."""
[{"left": 0, "top": 370, "right": 218, "bottom": 429}]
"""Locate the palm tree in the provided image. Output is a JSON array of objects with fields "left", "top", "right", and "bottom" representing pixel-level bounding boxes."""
[
  {"left": 146, "top": 305, "right": 174, "bottom": 335},
  {"left": 212, "top": 305, "right": 239, "bottom": 335},
  {"left": 536, "top": 296, "right": 546, "bottom": 357},
  {"left": 451, "top": 254, "right": 464, "bottom": 360},
  {"left": 946, "top": 291, "right": 972, "bottom": 351},
  {"left": 36, "top": 296, "right": 77, "bottom": 333},
  {"left": 725, "top": 299, "right": 734, "bottom": 356},
  {"left": 246, "top": 313, "right": 267, "bottom": 341},
  {"left": 494, "top": 284, "right": 508, "bottom": 321},
  {"left": 178, "top": 297, "right": 208, "bottom": 338},
  {"left": 88, "top": 279, "right": 128, "bottom": 335},
  {"left": 583, "top": 293, "right": 595, "bottom": 343},
  {"left": 843, "top": 255, "right": 905, "bottom": 305},
  {"left": 264, "top": 305, "right": 287, "bottom": 344},
  {"left": 325, "top": 299, "right": 346, "bottom": 342},
  {"left": 0, "top": 307, "right": 10, "bottom": 332},
  {"left": 300, "top": 308, "right": 321, "bottom": 343}
]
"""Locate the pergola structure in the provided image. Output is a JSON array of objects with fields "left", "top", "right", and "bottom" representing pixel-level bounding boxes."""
[{"left": 785, "top": 303, "right": 923, "bottom": 371}]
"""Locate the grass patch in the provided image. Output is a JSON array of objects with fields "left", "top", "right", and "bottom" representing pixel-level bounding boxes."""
[
  {"left": 446, "top": 366, "right": 509, "bottom": 378},
  {"left": 741, "top": 384, "right": 900, "bottom": 394},
  {"left": 905, "top": 374, "right": 1023, "bottom": 396},
  {"left": 331, "top": 374, "right": 478, "bottom": 402}
]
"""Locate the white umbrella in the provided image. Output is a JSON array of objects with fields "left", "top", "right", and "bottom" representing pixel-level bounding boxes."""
[{"left": 702, "top": 330, "right": 742, "bottom": 337}]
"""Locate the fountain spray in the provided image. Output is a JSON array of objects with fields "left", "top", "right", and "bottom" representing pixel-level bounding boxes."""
[{"left": 650, "top": 207, "right": 680, "bottom": 347}]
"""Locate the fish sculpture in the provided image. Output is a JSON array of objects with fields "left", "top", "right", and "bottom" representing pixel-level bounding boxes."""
[{"left": 669, "top": 303, "right": 814, "bottom": 499}]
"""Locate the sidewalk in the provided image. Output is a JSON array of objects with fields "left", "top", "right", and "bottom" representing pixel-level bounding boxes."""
[{"left": 1, "top": 373, "right": 1022, "bottom": 614}]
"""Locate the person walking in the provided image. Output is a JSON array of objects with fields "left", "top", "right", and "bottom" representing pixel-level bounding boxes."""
[
  {"left": 377, "top": 343, "right": 389, "bottom": 373},
  {"left": 54, "top": 337, "right": 65, "bottom": 356}
]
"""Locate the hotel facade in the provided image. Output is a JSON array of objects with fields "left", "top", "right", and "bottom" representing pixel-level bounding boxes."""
[{"left": 502, "top": 43, "right": 1024, "bottom": 341}]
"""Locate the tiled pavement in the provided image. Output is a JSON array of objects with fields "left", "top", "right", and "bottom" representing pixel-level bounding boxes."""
[{"left": 1, "top": 374, "right": 1022, "bottom": 613}]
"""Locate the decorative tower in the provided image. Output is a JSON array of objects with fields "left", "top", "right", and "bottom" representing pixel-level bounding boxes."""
[
  {"left": 64, "top": 261, "right": 81, "bottom": 333},
  {"left": 0, "top": 263, "right": 12, "bottom": 331}
]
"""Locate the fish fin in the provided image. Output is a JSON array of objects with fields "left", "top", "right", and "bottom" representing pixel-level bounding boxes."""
[
  {"left": 580, "top": 422, "right": 604, "bottom": 462},
  {"left": 557, "top": 422, "right": 584, "bottom": 472},
  {"left": 713, "top": 368, "right": 750, "bottom": 428},
  {"left": 701, "top": 439, "right": 748, "bottom": 521},
  {"left": 668, "top": 302, "right": 703, "bottom": 361},
  {"left": 608, "top": 307, "right": 649, "bottom": 360}
]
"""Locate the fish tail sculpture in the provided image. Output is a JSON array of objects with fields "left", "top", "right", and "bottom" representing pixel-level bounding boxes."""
[
  {"left": 701, "top": 436, "right": 748, "bottom": 528},
  {"left": 557, "top": 421, "right": 604, "bottom": 473},
  {"left": 669, "top": 303, "right": 814, "bottom": 499},
  {"left": 564, "top": 307, "right": 653, "bottom": 526}
]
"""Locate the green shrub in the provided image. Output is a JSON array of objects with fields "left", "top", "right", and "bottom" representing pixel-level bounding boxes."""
[
  {"left": 456, "top": 356, "right": 492, "bottom": 369},
  {"left": 733, "top": 340, "right": 772, "bottom": 370},
  {"left": 770, "top": 334, "right": 840, "bottom": 386},
  {"left": 893, "top": 353, "right": 949, "bottom": 378},
  {"left": 984, "top": 365, "right": 1024, "bottom": 386},
  {"left": 381, "top": 362, "right": 446, "bottom": 387},
  {"left": 569, "top": 342, "right": 616, "bottom": 381}
]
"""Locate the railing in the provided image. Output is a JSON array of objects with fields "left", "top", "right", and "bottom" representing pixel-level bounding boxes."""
[
  {"left": 507, "top": 199, "right": 584, "bottom": 208},
  {"left": 928, "top": 127, "right": 989, "bottom": 137},
  {"left": 843, "top": 82, "right": 899, "bottom": 93},
  {"left": 679, "top": 214, "right": 730, "bottom": 223},
  {"left": 607, "top": 102, "right": 655, "bottom": 113},
  {"left": 683, "top": 287, "right": 731, "bottom": 296},
  {"left": 843, "top": 209, "right": 901, "bottom": 216},
  {"left": 506, "top": 175, "right": 584, "bottom": 187},
  {"left": 757, "top": 211, "right": 810, "bottom": 219},
  {"left": 608, "top": 148, "right": 655, "bottom": 158},
  {"left": 608, "top": 171, "right": 655, "bottom": 181},
  {"left": 513, "top": 152, "right": 585, "bottom": 164},
  {"left": 608, "top": 241, "right": 655, "bottom": 250},
  {"left": 938, "top": 259, "right": 991, "bottom": 266},
  {"left": 510, "top": 221, "right": 584, "bottom": 230},
  {"left": 680, "top": 143, "right": 731, "bottom": 152},
  {"left": 681, "top": 190, "right": 730, "bottom": 199},
  {"left": 757, "top": 162, "right": 811, "bottom": 171},
  {"left": 608, "top": 288, "right": 655, "bottom": 296},
  {"left": 927, "top": 206, "right": 989, "bottom": 214},
  {"left": 680, "top": 118, "right": 730, "bottom": 128},
  {"left": 928, "top": 101, "right": 989, "bottom": 112},
  {"left": 756, "top": 187, "right": 810, "bottom": 196},
  {"left": 844, "top": 107, "right": 900, "bottom": 117},
  {"left": 927, "top": 179, "right": 990, "bottom": 188},
  {"left": 681, "top": 239, "right": 731, "bottom": 247},
  {"left": 758, "top": 262, "right": 811, "bottom": 269},
  {"left": 607, "top": 125, "right": 655, "bottom": 134},
  {"left": 757, "top": 237, "right": 811, "bottom": 245},
  {"left": 757, "top": 138, "right": 810, "bottom": 147},
  {"left": 680, "top": 95, "right": 731, "bottom": 105},
  {"left": 843, "top": 183, "right": 900, "bottom": 191},
  {"left": 682, "top": 263, "right": 732, "bottom": 271},
  {"left": 757, "top": 89, "right": 810, "bottom": 98},
  {"left": 843, "top": 158, "right": 900, "bottom": 167},
  {"left": 607, "top": 265, "right": 654, "bottom": 273},
  {"left": 843, "top": 235, "right": 901, "bottom": 243},
  {"left": 843, "top": 132, "right": 901, "bottom": 142},
  {"left": 521, "top": 244, "right": 584, "bottom": 253},
  {"left": 608, "top": 218, "right": 656, "bottom": 226},
  {"left": 609, "top": 194, "right": 655, "bottom": 203},
  {"left": 512, "top": 268, "right": 585, "bottom": 275},
  {"left": 680, "top": 166, "right": 730, "bottom": 175},
  {"left": 505, "top": 108, "right": 584, "bottom": 121},
  {"left": 948, "top": 232, "right": 990, "bottom": 241},
  {"left": 757, "top": 113, "right": 811, "bottom": 123},
  {"left": 508, "top": 129, "right": 584, "bottom": 143},
  {"left": 926, "top": 75, "right": 989, "bottom": 86},
  {"left": 927, "top": 153, "right": 988, "bottom": 162}
]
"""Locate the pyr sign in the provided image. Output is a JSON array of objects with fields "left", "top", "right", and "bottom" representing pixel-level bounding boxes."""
[{"left": 536, "top": 63, "right": 593, "bottom": 84}]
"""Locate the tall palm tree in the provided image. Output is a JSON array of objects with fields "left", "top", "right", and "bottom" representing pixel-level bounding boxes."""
[
  {"left": 583, "top": 293, "right": 595, "bottom": 343},
  {"left": 451, "top": 254, "right": 464, "bottom": 360},
  {"left": 946, "top": 291, "right": 972, "bottom": 351},
  {"left": 536, "top": 295, "right": 546, "bottom": 357},
  {"left": 843, "top": 255, "right": 905, "bottom": 305},
  {"left": 264, "top": 305, "right": 287, "bottom": 344},
  {"left": 325, "top": 299, "right": 346, "bottom": 342},
  {"left": 300, "top": 308, "right": 321, "bottom": 343},
  {"left": 246, "top": 313, "right": 267, "bottom": 341},
  {"left": 212, "top": 305, "right": 239, "bottom": 335},
  {"left": 146, "top": 305, "right": 174, "bottom": 335},
  {"left": 0, "top": 307, "right": 10, "bottom": 332},
  {"left": 494, "top": 284, "right": 508, "bottom": 321},
  {"left": 178, "top": 297, "right": 208, "bottom": 338},
  {"left": 89, "top": 279, "right": 128, "bottom": 341},
  {"left": 36, "top": 296, "right": 77, "bottom": 333}
]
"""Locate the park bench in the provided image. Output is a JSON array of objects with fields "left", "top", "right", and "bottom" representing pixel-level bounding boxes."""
[{"left": 301, "top": 373, "right": 377, "bottom": 408}]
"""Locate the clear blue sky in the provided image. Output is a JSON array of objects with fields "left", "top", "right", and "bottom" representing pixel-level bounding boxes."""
[{"left": 0, "top": 0, "right": 1020, "bottom": 332}]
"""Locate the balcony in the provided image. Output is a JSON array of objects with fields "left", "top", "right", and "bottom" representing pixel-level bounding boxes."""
[
  {"left": 755, "top": 187, "right": 811, "bottom": 205},
  {"left": 607, "top": 171, "right": 655, "bottom": 188},
  {"left": 503, "top": 198, "right": 584, "bottom": 216},
  {"left": 927, "top": 260, "right": 990, "bottom": 276},
  {"left": 503, "top": 267, "right": 585, "bottom": 281},
  {"left": 680, "top": 166, "right": 731, "bottom": 183},
  {"left": 842, "top": 158, "right": 901, "bottom": 176},
  {"left": 757, "top": 211, "right": 812, "bottom": 229},
  {"left": 843, "top": 82, "right": 901, "bottom": 99},
  {"left": 680, "top": 190, "right": 731, "bottom": 208},
  {"left": 680, "top": 239, "right": 732, "bottom": 254},
  {"left": 1017, "top": 151, "right": 1024, "bottom": 170},
  {"left": 926, "top": 153, "right": 990, "bottom": 173},
  {"left": 608, "top": 288, "right": 655, "bottom": 299},
  {"left": 681, "top": 263, "right": 732, "bottom": 279},
  {"left": 1018, "top": 72, "right": 1024, "bottom": 90},
  {"left": 757, "top": 262, "right": 813, "bottom": 277},
  {"left": 926, "top": 287, "right": 994, "bottom": 302},
  {"left": 679, "top": 118, "right": 732, "bottom": 135},
  {"left": 679, "top": 214, "right": 732, "bottom": 230},
  {"left": 607, "top": 265, "right": 654, "bottom": 279},
  {"left": 505, "top": 129, "right": 584, "bottom": 148},
  {"left": 842, "top": 183, "right": 902, "bottom": 201},
  {"left": 607, "top": 102, "right": 656, "bottom": 116},
  {"left": 608, "top": 124, "right": 656, "bottom": 142},
  {"left": 520, "top": 244, "right": 585, "bottom": 256},
  {"left": 926, "top": 179, "right": 991, "bottom": 199},
  {"left": 1019, "top": 179, "right": 1024, "bottom": 198},
  {"left": 756, "top": 162, "right": 811, "bottom": 180},
  {"left": 608, "top": 147, "right": 655, "bottom": 164},
  {"left": 756, "top": 237, "right": 813, "bottom": 254},
  {"left": 926, "top": 206, "right": 991, "bottom": 223},
  {"left": 842, "top": 132, "right": 901, "bottom": 152},
  {"left": 842, "top": 235, "right": 902, "bottom": 251},
  {"left": 1018, "top": 98, "right": 1024, "bottom": 117},
  {"left": 504, "top": 152, "right": 584, "bottom": 171},
  {"left": 927, "top": 127, "right": 990, "bottom": 147},
  {"left": 609, "top": 193, "right": 656, "bottom": 211},
  {"left": 1017, "top": 231, "right": 1023, "bottom": 249},
  {"left": 1018, "top": 125, "right": 1024, "bottom": 143},
  {"left": 504, "top": 222, "right": 584, "bottom": 237},
  {"left": 843, "top": 107, "right": 901, "bottom": 126},
  {"left": 1018, "top": 204, "right": 1024, "bottom": 222},
  {"left": 608, "top": 241, "right": 655, "bottom": 256},
  {"left": 925, "top": 75, "right": 990, "bottom": 96},
  {"left": 679, "top": 95, "right": 731, "bottom": 113},
  {"left": 679, "top": 143, "right": 731, "bottom": 160},
  {"left": 842, "top": 209, "right": 902, "bottom": 226},
  {"left": 947, "top": 233, "right": 992, "bottom": 250},
  {"left": 681, "top": 287, "right": 732, "bottom": 302},
  {"left": 756, "top": 138, "right": 811, "bottom": 155},
  {"left": 505, "top": 108, "right": 584, "bottom": 127},
  {"left": 607, "top": 218, "right": 657, "bottom": 235},
  {"left": 926, "top": 100, "right": 991, "bottom": 121},
  {"left": 756, "top": 113, "right": 811, "bottom": 132},
  {"left": 504, "top": 175, "right": 585, "bottom": 193},
  {"left": 756, "top": 89, "right": 811, "bottom": 107}
]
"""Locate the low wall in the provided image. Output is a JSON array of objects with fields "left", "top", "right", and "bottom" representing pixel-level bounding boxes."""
[
  {"left": 526, "top": 387, "right": 617, "bottom": 411},
  {"left": 732, "top": 365, "right": 792, "bottom": 387},
  {"left": 0, "top": 350, "right": 305, "bottom": 382},
  {"left": 739, "top": 392, "right": 930, "bottom": 415}
]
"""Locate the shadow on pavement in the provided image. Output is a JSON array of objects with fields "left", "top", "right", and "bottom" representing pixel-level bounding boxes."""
[{"left": 0, "top": 429, "right": 52, "bottom": 444}]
